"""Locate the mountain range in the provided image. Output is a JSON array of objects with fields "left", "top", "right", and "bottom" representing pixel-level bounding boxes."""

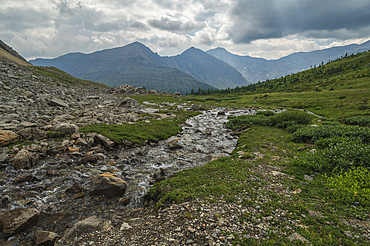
[
  {"left": 207, "top": 40, "right": 370, "bottom": 83},
  {"left": 30, "top": 42, "right": 248, "bottom": 94},
  {"left": 27, "top": 39, "right": 370, "bottom": 93}
]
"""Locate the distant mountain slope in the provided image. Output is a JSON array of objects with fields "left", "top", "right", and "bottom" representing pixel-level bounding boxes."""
[
  {"left": 160, "top": 47, "right": 249, "bottom": 89},
  {"left": 31, "top": 42, "right": 248, "bottom": 93},
  {"left": 0, "top": 39, "right": 31, "bottom": 66},
  {"left": 207, "top": 40, "right": 370, "bottom": 83}
]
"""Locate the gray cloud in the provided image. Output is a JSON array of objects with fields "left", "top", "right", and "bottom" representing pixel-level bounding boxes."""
[
  {"left": 1, "top": 0, "right": 370, "bottom": 60},
  {"left": 148, "top": 17, "right": 205, "bottom": 33},
  {"left": 0, "top": 7, "right": 53, "bottom": 32},
  {"left": 230, "top": 0, "right": 370, "bottom": 43},
  {"left": 130, "top": 21, "right": 149, "bottom": 30}
]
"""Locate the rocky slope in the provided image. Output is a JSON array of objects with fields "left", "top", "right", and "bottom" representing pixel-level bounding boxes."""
[
  {"left": 0, "top": 60, "right": 186, "bottom": 245},
  {"left": 0, "top": 40, "right": 32, "bottom": 66}
]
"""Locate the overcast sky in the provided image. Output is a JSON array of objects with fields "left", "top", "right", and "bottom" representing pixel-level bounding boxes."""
[{"left": 1, "top": 0, "right": 370, "bottom": 60}]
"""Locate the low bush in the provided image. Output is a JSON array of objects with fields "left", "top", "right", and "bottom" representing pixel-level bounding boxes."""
[
  {"left": 270, "top": 110, "right": 314, "bottom": 126},
  {"left": 343, "top": 115, "right": 370, "bottom": 127},
  {"left": 256, "top": 110, "right": 275, "bottom": 116},
  {"left": 325, "top": 167, "right": 370, "bottom": 206},
  {"left": 225, "top": 115, "right": 271, "bottom": 130},
  {"left": 292, "top": 139, "right": 370, "bottom": 173},
  {"left": 292, "top": 125, "right": 370, "bottom": 143}
]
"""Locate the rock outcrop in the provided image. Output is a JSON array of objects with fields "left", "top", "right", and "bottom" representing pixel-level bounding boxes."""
[
  {"left": 89, "top": 173, "right": 128, "bottom": 198},
  {"left": 0, "top": 208, "right": 39, "bottom": 238}
]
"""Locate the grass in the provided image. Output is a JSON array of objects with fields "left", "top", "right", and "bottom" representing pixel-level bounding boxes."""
[
  {"left": 30, "top": 66, "right": 110, "bottom": 89},
  {"left": 186, "top": 50, "right": 370, "bottom": 119},
  {"left": 146, "top": 121, "right": 370, "bottom": 245},
  {"left": 80, "top": 110, "right": 200, "bottom": 145}
]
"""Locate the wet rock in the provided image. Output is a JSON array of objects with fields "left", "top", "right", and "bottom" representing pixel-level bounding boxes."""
[
  {"left": 95, "top": 134, "right": 115, "bottom": 148},
  {"left": 167, "top": 138, "right": 182, "bottom": 150},
  {"left": 118, "top": 197, "right": 131, "bottom": 206},
  {"left": 119, "top": 97, "right": 141, "bottom": 108},
  {"left": 35, "top": 230, "right": 61, "bottom": 245},
  {"left": 13, "top": 173, "right": 39, "bottom": 184},
  {"left": 89, "top": 173, "right": 128, "bottom": 198},
  {"left": 65, "top": 183, "right": 85, "bottom": 196},
  {"left": 53, "top": 123, "right": 79, "bottom": 134},
  {"left": 0, "top": 208, "right": 39, "bottom": 238},
  {"left": 48, "top": 97, "right": 69, "bottom": 107},
  {"left": 12, "top": 148, "right": 39, "bottom": 169},
  {"left": 190, "top": 104, "right": 203, "bottom": 111},
  {"left": 0, "top": 130, "right": 19, "bottom": 147},
  {"left": 63, "top": 216, "right": 111, "bottom": 242}
]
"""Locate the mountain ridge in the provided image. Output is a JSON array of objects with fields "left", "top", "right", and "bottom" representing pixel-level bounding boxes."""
[
  {"left": 0, "top": 40, "right": 32, "bottom": 66},
  {"left": 30, "top": 42, "right": 247, "bottom": 93},
  {"left": 207, "top": 40, "right": 370, "bottom": 83}
]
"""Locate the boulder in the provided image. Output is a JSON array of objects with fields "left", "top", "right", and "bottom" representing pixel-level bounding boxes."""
[
  {"left": 12, "top": 149, "right": 39, "bottom": 170},
  {"left": 95, "top": 134, "right": 115, "bottom": 148},
  {"left": 190, "top": 104, "right": 203, "bottom": 111},
  {"left": 0, "top": 153, "right": 9, "bottom": 163},
  {"left": 63, "top": 216, "right": 111, "bottom": 241},
  {"left": 167, "top": 138, "right": 182, "bottom": 150},
  {"left": 119, "top": 97, "right": 141, "bottom": 108},
  {"left": 34, "top": 230, "right": 60, "bottom": 245},
  {"left": 48, "top": 97, "right": 69, "bottom": 107},
  {"left": 89, "top": 173, "right": 128, "bottom": 198},
  {"left": 0, "top": 130, "right": 19, "bottom": 147},
  {"left": 0, "top": 208, "right": 39, "bottom": 238},
  {"left": 53, "top": 123, "right": 79, "bottom": 134}
]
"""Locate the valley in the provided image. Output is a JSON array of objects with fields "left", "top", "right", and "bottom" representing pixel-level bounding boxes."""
[{"left": 0, "top": 39, "right": 369, "bottom": 245}]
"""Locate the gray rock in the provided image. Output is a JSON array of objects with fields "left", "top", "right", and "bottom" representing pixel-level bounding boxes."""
[
  {"left": 35, "top": 230, "right": 61, "bottom": 245},
  {"left": 0, "top": 153, "right": 9, "bottom": 162},
  {"left": 12, "top": 149, "right": 39, "bottom": 170},
  {"left": 90, "top": 173, "right": 128, "bottom": 198},
  {"left": 119, "top": 97, "right": 141, "bottom": 108},
  {"left": 95, "top": 134, "right": 115, "bottom": 148},
  {"left": 190, "top": 104, "right": 203, "bottom": 111},
  {"left": 0, "top": 130, "right": 19, "bottom": 147},
  {"left": 53, "top": 123, "right": 79, "bottom": 134},
  {"left": 48, "top": 97, "right": 69, "bottom": 107},
  {"left": 0, "top": 208, "right": 39, "bottom": 238},
  {"left": 63, "top": 216, "right": 111, "bottom": 241}
]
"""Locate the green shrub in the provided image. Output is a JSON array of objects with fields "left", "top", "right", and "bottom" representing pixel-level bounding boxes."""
[
  {"left": 256, "top": 110, "right": 275, "bottom": 116},
  {"left": 292, "top": 140, "right": 370, "bottom": 173},
  {"left": 343, "top": 115, "right": 370, "bottom": 127},
  {"left": 314, "top": 136, "right": 353, "bottom": 149},
  {"left": 292, "top": 125, "right": 370, "bottom": 143},
  {"left": 285, "top": 124, "right": 305, "bottom": 133},
  {"left": 225, "top": 115, "right": 272, "bottom": 130},
  {"left": 325, "top": 167, "right": 370, "bottom": 206},
  {"left": 270, "top": 110, "right": 314, "bottom": 126}
]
